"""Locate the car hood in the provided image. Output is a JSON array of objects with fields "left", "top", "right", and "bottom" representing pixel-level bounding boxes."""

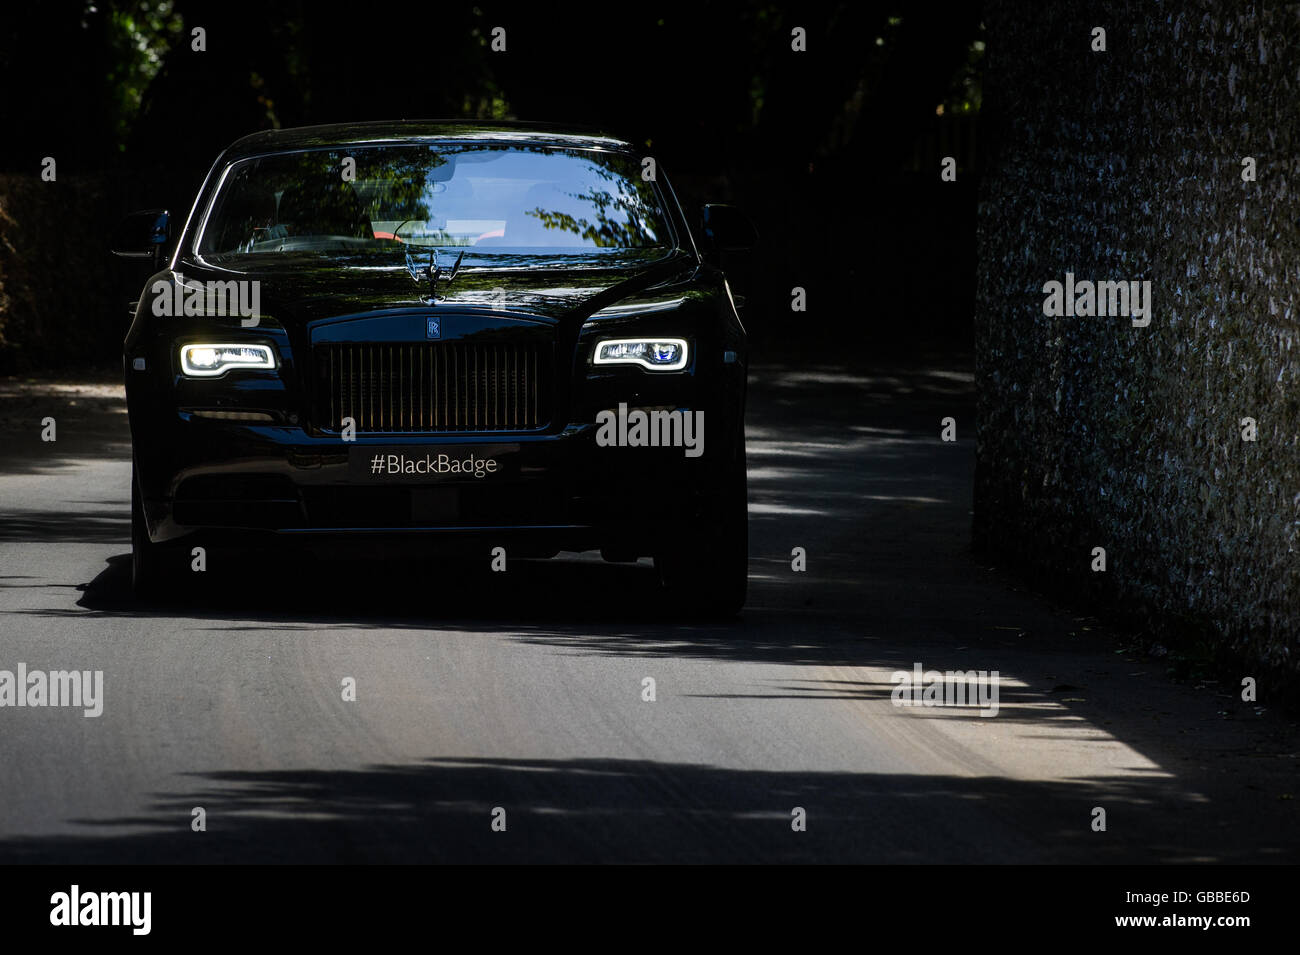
[{"left": 171, "top": 250, "right": 698, "bottom": 326}]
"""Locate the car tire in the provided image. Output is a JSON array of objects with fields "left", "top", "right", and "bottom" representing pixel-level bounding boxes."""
[
  {"left": 131, "top": 464, "right": 176, "bottom": 601},
  {"left": 654, "top": 445, "right": 748, "bottom": 617}
]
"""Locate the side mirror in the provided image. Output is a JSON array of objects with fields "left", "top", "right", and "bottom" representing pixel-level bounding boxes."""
[
  {"left": 112, "top": 209, "right": 170, "bottom": 264},
  {"left": 701, "top": 203, "right": 758, "bottom": 255}
]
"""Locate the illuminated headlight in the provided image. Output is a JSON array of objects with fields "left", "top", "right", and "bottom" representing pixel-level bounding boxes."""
[
  {"left": 179, "top": 343, "right": 277, "bottom": 377},
  {"left": 593, "top": 338, "right": 689, "bottom": 371}
]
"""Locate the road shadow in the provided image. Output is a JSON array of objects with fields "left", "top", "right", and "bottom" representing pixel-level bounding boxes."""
[
  {"left": 0, "top": 376, "right": 130, "bottom": 476},
  {"left": 0, "top": 507, "right": 130, "bottom": 544},
  {"left": 0, "top": 755, "right": 1292, "bottom": 864}
]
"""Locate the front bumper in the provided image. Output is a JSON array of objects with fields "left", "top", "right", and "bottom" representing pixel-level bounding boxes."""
[{"left": 132, "top": 414, "right": 727, "bottom": 557}]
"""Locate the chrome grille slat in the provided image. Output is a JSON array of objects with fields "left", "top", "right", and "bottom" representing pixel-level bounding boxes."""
[{"left": 315, "top": 341, "right": 548, "bottom": 434}]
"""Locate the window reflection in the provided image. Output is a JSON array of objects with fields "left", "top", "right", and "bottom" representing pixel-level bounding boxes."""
[{"left": 199, "top": 145, "right": 669, "bottom": 259}]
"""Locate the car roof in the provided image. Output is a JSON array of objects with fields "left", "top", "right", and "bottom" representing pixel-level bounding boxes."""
[{"left": 222, "top": 120, "right": 637, "bottom": 161}]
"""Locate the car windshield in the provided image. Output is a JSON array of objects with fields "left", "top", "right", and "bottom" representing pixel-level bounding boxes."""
[{"left": 195, "top": 143, "right": 673, "bottom": 266}]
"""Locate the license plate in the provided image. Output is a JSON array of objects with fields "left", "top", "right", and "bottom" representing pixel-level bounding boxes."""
[{"left": 348, "top": 444, "right": 519, "bottom": 483}]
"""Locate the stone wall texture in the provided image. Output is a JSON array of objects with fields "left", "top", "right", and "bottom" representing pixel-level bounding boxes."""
[{"left": 975, "top": 1, "right": 1300, "bottom": 676}]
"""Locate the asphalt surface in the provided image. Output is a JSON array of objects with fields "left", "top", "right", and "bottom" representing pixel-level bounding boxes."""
[{"left": 0, "top": 352, "right": 1296, "bottom": 863}]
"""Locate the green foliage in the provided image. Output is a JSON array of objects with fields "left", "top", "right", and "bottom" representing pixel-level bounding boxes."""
[{"left": 101, "top": 0, "right": 184, "bottom": 152}]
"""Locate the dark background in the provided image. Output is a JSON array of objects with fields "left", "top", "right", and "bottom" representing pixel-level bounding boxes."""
[{"left": 0, "top": 0, "right": 984, "bottom": 371}]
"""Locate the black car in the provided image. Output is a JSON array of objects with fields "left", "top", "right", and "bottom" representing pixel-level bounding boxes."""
[{"left": 113, "top": 121, "right": 755, "bottom": 614}]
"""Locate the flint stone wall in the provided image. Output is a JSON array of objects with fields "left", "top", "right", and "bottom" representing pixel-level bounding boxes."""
[{"left": 975, "top": 1, "right": 1300, "bottom": 674}]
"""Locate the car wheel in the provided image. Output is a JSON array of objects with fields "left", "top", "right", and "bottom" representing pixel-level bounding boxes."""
[{"left": 654, "top": 446, "right": 748, "bottom": 617}]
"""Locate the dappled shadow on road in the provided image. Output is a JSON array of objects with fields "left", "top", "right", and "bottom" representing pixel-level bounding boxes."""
[
  {"left": 0, "top": 507, "right": 129, "bottom": 543},
  {"left": 6, "top": 754, "right": 1297, "bottom": 864},
  {"left": 0, "top": 377, "right": 130, "bottom": 476},
  {"left": 0, "top": 755, "right": 1292, "bottom": 864}
]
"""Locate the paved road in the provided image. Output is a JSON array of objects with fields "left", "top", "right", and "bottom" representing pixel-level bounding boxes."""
[{"left": 0, "top": 354, "right": 1295, "bottom": 863}]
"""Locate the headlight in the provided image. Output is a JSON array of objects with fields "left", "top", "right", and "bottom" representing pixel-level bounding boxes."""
[
  {"left": 592, "top": 338, "right": 689, "bottom": 371},
  {"left": 179, "top": 343, "right": 277, "bottom": 377}
]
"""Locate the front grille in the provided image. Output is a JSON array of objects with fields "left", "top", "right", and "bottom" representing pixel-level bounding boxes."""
[{"left": 314, "top": 342, "right": 550, "bottom": 433}]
